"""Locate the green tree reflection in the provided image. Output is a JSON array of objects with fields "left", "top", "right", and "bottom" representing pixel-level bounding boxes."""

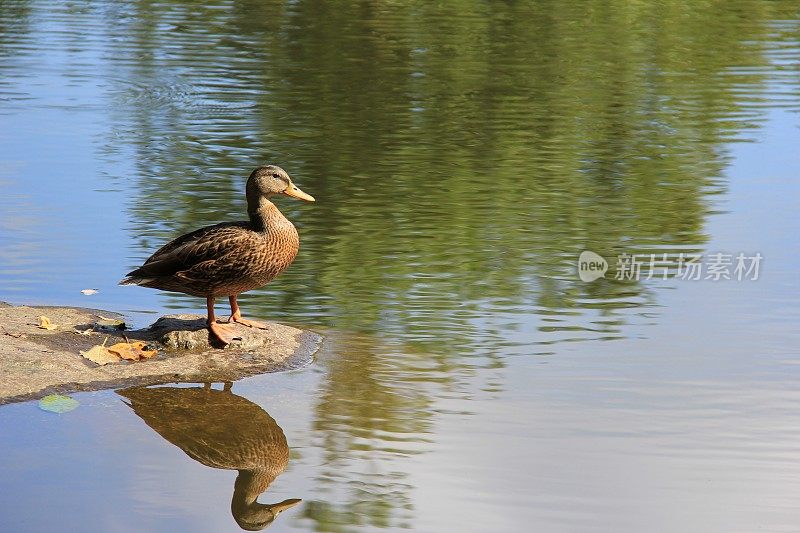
[{"left": 102, "top": 1, "right": 799, "bottom": 530}]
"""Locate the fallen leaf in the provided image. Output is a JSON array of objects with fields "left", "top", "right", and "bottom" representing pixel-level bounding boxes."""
[
  {"left": 94, "top": 316, "right": 126, "bottom": 330},
  {"left": 80, "top": 337, "right": 120, "bottom": 366},
  {"left": 38, "top": 316, "right": 57, "bottom": 330},
  {"left": 74, "top": 327, "right": 93, "bottom": 335},
  {"left": 38, "top": 394, "right": 79, "bottom": 414},
  {"left": 80, "top": 289, "right": 99, "bottom": 295},
  {"left": 108, "top": 341, "right": 157, "bottom": 361}
]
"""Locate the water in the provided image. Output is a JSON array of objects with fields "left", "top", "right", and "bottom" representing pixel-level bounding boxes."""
[{"left": 1, "top": 1, "right": 799, "bottom": 531}]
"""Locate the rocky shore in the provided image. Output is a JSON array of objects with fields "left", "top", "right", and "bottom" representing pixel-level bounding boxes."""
[{"left": 0, "top": 302, "right": 321, "bottom": 404}]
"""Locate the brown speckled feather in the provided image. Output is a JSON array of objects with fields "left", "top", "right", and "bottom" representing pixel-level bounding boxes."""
[
  {"left": 122, "top": 201, "right": 299, "bottom": 298},
  {"left": 117, "top": 386, "right": 290, "bottom": 473}
]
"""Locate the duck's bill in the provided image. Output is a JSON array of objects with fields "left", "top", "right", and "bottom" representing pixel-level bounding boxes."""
[
  {"left": 284, "top": 185, "right": 315, "bottom": 202},
  {"left": 271, "top": 498, "right": 302, "bottom": 514}
]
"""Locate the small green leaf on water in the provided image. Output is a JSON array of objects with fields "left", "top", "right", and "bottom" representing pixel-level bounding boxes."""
[{"left": 38, "top": 394, "right": 79, "bottom": 413}]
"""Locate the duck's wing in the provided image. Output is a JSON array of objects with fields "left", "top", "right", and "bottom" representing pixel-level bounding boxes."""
[{"left": 120, "top": 221, "right": 252, "bottom": 282}]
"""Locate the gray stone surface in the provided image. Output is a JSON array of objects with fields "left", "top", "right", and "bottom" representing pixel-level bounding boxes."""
[{"left": 0, "top": 303, "right": 321, "bottom": 404}]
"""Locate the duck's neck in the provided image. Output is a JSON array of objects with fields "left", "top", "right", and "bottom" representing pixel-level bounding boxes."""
[
  {"left": 247, "top": 196, "right": 285, "bottom": 231},
  {"left": 233, "top": 469, "right": 276, "bottom": 507},
  {"left": 231, "top": 469, "right": 282, "bottom": 530}
]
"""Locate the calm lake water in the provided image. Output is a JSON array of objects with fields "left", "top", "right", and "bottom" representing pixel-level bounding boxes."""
[{"left": 2, "top": 1, "right": 800, "bottom": 531}]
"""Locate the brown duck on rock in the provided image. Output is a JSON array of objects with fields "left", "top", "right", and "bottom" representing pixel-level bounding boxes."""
[{"left": 120, "top": 165, "right": 314, "bottom": 345}]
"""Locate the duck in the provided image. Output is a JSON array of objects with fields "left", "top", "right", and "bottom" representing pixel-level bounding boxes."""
[
  {"left": 118, "top": 384, "right": 301, "bottom": 531},
  {"left": 119, "top": 165, "right": 314, "bottom": 345}
]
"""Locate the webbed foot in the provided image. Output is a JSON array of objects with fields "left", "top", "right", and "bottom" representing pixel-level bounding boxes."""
[
  {"left": 230, "top": 314, "right": 269, "bottom": 330},
  {"left": 208, "top": 321, "right": 241, "bottom": 345}
]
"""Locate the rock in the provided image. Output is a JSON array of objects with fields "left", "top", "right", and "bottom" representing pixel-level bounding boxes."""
[
  {"left": 0, "top": 303, "right": 321, "bottom": 404},
  {"left": 149, "top": 315, "right": 285, "bottom": 351}
]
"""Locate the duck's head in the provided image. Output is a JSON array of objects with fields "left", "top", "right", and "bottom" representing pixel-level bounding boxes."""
[
  {"left": 232, "top": 497, "right": 302, "bottom": 530},
  {"left": 247, "top": 165, "right": 315, "bottom": 202},
  {"left": 232, "top": 470, "right": 301, "bottom": 530}
]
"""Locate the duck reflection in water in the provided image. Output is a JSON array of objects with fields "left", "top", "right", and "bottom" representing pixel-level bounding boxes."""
[{"left": 117, "top": 383, "right": 301, "bottom": 531}]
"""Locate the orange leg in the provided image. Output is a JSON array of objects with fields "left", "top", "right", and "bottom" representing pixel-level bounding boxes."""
[
  {"left": 228, "top": 295, "right": 268, "bottom": 329},
  {"left": 207, "top": 296, "right": 238, "bottom": 345}
]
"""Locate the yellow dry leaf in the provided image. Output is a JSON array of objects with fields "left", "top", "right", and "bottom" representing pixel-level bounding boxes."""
[
  {"left": 108, "top": 341, "right": 157, "bottom": 361},
  {"left": 80, "top": 337, "right": 120, "bottom": 366},
  {"left": 108, "top": 342, "right": 138, "bottom": 361},
  {"left": 38, "top": 316, "right": 57, "bottom": 330}
]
